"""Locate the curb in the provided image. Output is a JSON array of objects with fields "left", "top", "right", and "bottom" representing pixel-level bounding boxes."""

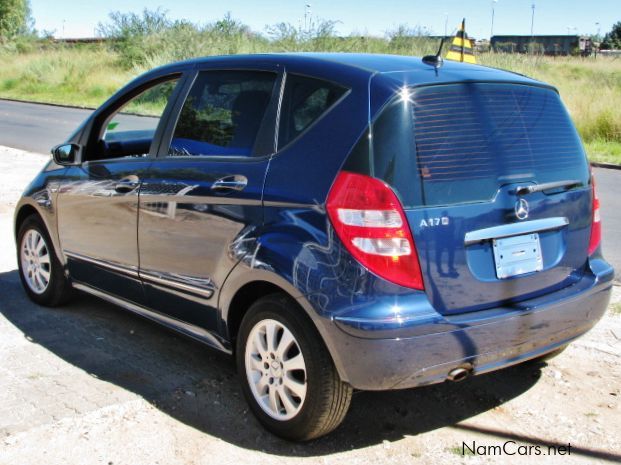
[
  {"left": 0, "top": 97, "right": 96, "bottom": 111},
  {"left": 591, "top": 161, "right": 621, "bottom": 171}
]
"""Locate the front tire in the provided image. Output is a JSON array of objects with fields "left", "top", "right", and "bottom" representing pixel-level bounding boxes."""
[
  {"left": 236, "top": 294, "right": 352, "bottom": 441},
  {"left": 17, "top": 214, "right": 72, "bottom": 306}
]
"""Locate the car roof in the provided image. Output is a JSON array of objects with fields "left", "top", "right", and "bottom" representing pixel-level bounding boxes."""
[{"left": 161, "top": 52, "right": 546, "bottom": 89}]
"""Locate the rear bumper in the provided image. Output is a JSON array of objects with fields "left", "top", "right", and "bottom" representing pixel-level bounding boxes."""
[{"left": 311, "top": 258, "right": 614, "bottom": 390}]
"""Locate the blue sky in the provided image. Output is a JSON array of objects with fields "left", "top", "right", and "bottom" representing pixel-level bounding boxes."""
[{"left": 31, "top": 0, "right": 618, "bottom": 39}]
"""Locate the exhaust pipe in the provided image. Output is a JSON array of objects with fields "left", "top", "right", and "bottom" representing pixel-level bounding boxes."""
[{"left": 447, "top": 367, "right": 471, "bottom": 382}]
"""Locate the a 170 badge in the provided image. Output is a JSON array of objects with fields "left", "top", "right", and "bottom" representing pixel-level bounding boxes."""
[{"left": 419, "top": 217, "right": 450, "bottom": 228}]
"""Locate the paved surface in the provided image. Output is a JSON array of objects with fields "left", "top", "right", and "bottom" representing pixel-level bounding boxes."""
[
  {"left": 1, "top": 148, "right": 621, "bottom": 464},
  {"left": 0, "top": 98, "right": 618, "bottom": 277},
  {"left": 0, "top": 99, "right": 93, "bottom": 154}
]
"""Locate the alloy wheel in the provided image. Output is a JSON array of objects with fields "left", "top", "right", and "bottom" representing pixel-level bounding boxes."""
[
  {"left": 20, "top": 229, "right": 51, "bottom": 295},
  {"left": 244, "top": 318, "right": 307, "bottom": 421}
]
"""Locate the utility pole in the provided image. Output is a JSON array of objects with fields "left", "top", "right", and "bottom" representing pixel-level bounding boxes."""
[
  {"left": 530, "top": 3, "right": 535, "bottom": 38},
  {"left": 491, "top": 0, "right": 497, "bottom": 39}
]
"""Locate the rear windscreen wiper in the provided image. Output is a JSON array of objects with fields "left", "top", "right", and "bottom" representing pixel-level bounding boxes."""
[{"left": 515, "top": 179, "right": 583, "bottom": 196}]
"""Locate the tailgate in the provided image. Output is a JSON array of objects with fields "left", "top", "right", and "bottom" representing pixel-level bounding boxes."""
[{"left": 367, "top": 81, "right": 591, "bottom": 314}]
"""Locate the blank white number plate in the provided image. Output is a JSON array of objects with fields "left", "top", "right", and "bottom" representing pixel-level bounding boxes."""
[{"left": 493, "top": 233, "right": 543, "bottom": 279}]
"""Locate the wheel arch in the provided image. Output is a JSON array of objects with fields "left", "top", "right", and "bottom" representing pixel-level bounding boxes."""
[
  {"left": 14, "top": 200, "right": 65, "bottom": 268},
  {"left": 225, "top": 280, "right": 288, "bottom": 346},
  {"left": 14, "top": 203, "right": 40, "bottom": 239},
  {"left": 219, "top": 266, "right": 351, "bottom": 384}
]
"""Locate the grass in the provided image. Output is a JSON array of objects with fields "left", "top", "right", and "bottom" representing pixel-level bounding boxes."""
[
  {"left": 1, "top": 42, "right": 620, "bottom": 164},
  {"left": 584, "top": 140, "right": 621, "bottom": 165},
  {"left": 0, "top": 45, "right": 135, "bottom": 108}
]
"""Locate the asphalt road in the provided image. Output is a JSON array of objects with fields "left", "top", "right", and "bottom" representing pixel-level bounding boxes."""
[
  {"left": 0, "top": 98, "right": 619, "bottom": 276},
  {"left": 0, "top": 99, "right": 92, "bottom": 154}
]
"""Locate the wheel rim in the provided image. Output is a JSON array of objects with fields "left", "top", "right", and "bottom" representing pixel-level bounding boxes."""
[
  {"left": 244, "top": 318, "right": 307, "bottom": 421},
  {"left": 20, "top": 229, "right": 51, "bottom": 295}
]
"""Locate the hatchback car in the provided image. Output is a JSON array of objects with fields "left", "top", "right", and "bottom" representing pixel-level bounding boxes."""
[{"left": 14, "top": 53, "right": 613, "bottom": 441}]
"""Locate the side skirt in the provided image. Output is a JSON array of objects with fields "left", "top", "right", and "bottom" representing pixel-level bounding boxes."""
[{"left": 72, "top": 281, "right": 232, "bottom": 354}]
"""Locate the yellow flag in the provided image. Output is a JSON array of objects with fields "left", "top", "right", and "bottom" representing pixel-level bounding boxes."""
[{"left": 445, "top": 18, "right": 477, "bottom": 64}]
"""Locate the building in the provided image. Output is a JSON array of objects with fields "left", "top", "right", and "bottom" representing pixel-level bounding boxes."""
[{"left": 491, "top": 35, "right": 593, "bottom": 56}]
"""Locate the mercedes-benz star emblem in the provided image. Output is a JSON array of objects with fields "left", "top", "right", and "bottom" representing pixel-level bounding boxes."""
[{"left": 515, "top": 198, "right": 529, "bottom": 220}]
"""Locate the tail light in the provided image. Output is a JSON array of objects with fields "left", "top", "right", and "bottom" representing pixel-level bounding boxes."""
[
  {"left": 588, "top": 168, "right": 601, "bottom": 255},
  {"left": 326, "top": 171, "right": 424, "bottom": 289}
]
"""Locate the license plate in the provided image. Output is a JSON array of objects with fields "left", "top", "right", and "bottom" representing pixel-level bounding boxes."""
[{"left": 493, "top": 233, "right": 543, "bottom": 279}]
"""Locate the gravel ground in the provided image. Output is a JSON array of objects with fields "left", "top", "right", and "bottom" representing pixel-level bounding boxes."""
[{"left": 0, "top": 145, "right": 619, "bottom": 465}]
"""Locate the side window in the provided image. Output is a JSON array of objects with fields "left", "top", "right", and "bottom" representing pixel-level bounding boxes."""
[
  {"left": 88, "top": 77, "right": 179, "bottom": 161},
  {"left": 169, "top": 71, "right": 277, "bottom": 157},
  {"left": 278, "top": 74, "right": 347, "bottom": 149}
]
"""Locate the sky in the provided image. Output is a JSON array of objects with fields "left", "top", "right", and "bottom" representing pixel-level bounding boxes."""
[{"left": 30, "top": 0, "right": 619, "bottom": 40}]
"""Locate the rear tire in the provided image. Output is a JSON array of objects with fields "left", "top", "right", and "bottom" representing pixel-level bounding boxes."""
[
  {"left": 236, "top": 293, "right": 352, "bottom": 441},
  {"left": 17, "top": 214, "right": 72, "bottom": 306}
]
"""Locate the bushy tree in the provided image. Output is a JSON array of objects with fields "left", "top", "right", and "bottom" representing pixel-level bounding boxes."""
[
  {"left": 213, "top": 12, "right": 250, "bottom": 37},
  {"left": 96, "top": 8, "right": 174, "bottom": 67},
  {"left": 96, "top": 7, "right": 171, "bottom": 39},
  {"left": 266, "top": 18, "right": 340, "bottom": 52},
  {"left": 386, "top": 24, "right": 436, "bottom": 55},
  {"left": 600, "top": 21, "right": 621, "bottom": 49},
  {"left": 0, "top": 0, "right": 32, "bottom": 41},
  {"left": 97, "top": 9, "right": 261, "bottom": 68}
]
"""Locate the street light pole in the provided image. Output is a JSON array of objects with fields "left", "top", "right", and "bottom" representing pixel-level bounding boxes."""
[{"left": 304, "top": 3, "right": 312, "bottom": 33}]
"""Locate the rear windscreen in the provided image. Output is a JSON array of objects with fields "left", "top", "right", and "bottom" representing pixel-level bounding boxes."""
[{"left": 365, "top": 83, "right": 590, "bottom": 208}]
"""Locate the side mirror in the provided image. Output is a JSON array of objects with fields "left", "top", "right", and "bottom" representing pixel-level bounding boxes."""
[{"left": 51, "top": 144, "right": 80, "bottom": 166}]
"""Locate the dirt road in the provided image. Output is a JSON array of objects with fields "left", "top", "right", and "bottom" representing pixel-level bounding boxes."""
[{"left": 0, "top": 146, "right": 619, "bottom": 465}]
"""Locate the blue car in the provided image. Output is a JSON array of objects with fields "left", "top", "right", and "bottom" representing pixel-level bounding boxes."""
[{"left": 14, "top": 53, "right": 613, "bottom": 440}]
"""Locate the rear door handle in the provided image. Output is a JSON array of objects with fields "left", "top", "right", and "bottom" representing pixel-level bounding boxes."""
[
  {"left": 210, "top": 175, "right": 248, "bottom": 192},
  {"left": 115, "top": 175, "right": 140, "bottom": 193}
]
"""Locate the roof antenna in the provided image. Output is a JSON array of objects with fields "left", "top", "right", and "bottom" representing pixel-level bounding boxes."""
[{"left": 423, "top": 37, "right": 445, "bottom": 70}]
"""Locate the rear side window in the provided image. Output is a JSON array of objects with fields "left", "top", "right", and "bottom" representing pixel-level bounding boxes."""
[
  {"left": 278, "top": 74, "right": 346, "bottom": 149},
  {"left": 169, "top": 71, "right": 276, "bottom": 157},
  {"left": 360, "top": 83, "right": 589, "bottom": 207}
]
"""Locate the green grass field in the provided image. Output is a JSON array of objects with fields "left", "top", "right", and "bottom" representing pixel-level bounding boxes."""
[{"left": 1, "top": 43, "right": 620, "bottom": 164}]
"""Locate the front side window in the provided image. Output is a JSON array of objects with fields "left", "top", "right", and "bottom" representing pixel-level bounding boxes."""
[
  {"left": 277, "top": 74, "right": 347, "bottom": 149},
  {"left": 89, "top": 77, "right": 179, "bottom": 161},
  {"left": 169, "top": 71, "right": 277, "bottom": 157}
]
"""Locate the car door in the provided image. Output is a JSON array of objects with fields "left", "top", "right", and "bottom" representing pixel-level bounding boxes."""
[
  {"left": 56, "top": 74, "right": 184, "bottom": 304},
  {"left": 137, "top": 67, "right": 281, "bottom": 332}
]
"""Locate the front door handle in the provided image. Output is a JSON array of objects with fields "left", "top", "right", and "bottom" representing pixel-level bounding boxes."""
[
  {"left": 115, "top": 175, "right": 140, "bottom": 193},
  {"left": 210, "top": 175, "right": 248, "bottom": 192}
]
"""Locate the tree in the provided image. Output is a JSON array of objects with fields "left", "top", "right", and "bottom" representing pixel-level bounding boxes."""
[
  {"left": 213, "top": 12, "right": 250, "bottom": 37},
  {"left": 96, "top": 8, "right": 171, "bottom": 40},
  {"left": 0, "top": 0, "right": 32, "bottom": 40},
  {"left": 601, "top": 21, "right": 621, "bottom": 50}
]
